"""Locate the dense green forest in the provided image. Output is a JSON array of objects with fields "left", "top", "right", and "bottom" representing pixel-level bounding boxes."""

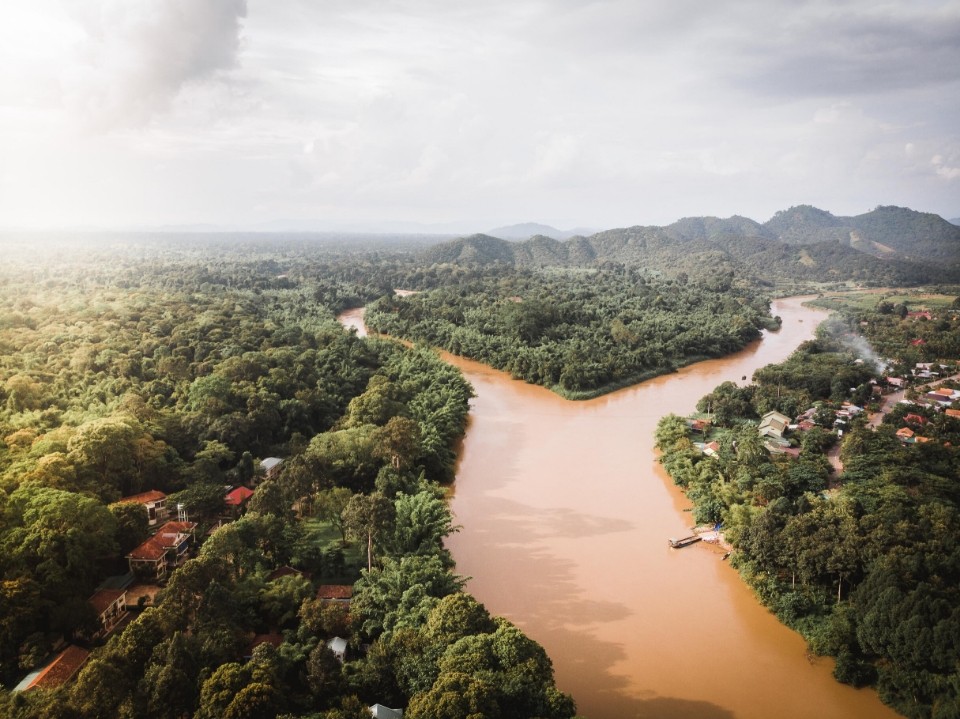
[
  {"left": 655, "top": 296, "right": 960, "bottom": 719},
  {"left": 365, "top": 268, "right": 776, "bottom": 398},
  {"left": 0, "top": 212, "right": 957, "bottom": 717},
  {"left": 0, "top": 234, "right": 576, "bottom": 719}
]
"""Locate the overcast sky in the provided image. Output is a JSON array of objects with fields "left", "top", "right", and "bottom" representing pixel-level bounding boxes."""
[{"left": 1, "top": 0, "right": 958, "bottom": 232}]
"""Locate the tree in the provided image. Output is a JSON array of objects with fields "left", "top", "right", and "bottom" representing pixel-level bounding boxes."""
[
  {"left": 139, "top": 632, "right": 200, "bottom": 719},
  {"left": 66, "top": 415, "right": 144, "bottom": 498},
  {"left": 109, "top": 501, "right": 150, "bottom": 555},
  {"left": 384, "top": 490, "right": 459, "bottom": 563},
  {"left": 3, "top": 487, "right": 118, "bottom": 604},
  {"left": 315, "top": 487, "right": 353, "bottom": 542},
  {"left": 306, "top": 643, "right": 344, "bottom": 702},
  {"left": 247, "top": 479, "right": 292, "bottom": 520},
  {"left": 372, "top": 416, "right": 421, "bottom": 470},
  {"left": 352, "top": 555, "right": 466, "bottom": 640},
  {"left": 342, "top": 492, "right": 394, "bottom": 572},
  {"left": 259, "top": 574, "right": 313, "bottom": 629}
]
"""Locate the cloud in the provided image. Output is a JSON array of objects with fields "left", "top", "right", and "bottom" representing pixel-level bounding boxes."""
[
  {"left": 722, "top": 3, "right": 960, "bottom": 98},
  {"left": 932, "top": 154, "right": 960, "bottom": 180},
  {"left": 60, "top": 0, "right": 247, "bottom": 129}
]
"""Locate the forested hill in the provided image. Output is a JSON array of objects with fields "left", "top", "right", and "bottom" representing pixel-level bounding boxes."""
[{"left": 419, "top": 206, "right": 960, "bottom": 286}]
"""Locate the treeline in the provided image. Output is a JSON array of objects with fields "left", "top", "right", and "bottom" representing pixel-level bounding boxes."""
[
  {"left": 655, "top": 302, "right": 960, "bottom": 718},
  {"left": 0, "top": 237, "right": 576, "bottom": 718},
  {"left": 366, "top": 268, "right": 776, "bottom": 398}
]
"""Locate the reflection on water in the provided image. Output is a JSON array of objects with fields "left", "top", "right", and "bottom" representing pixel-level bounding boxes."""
[{"left": 339, "top": 299, "right": 900, "bottom": 719}]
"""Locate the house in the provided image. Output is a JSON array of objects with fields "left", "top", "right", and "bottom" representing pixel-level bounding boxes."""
[
  {"left": 370, "top": 705, "right": 404, "bottom": 719},
  {"left": 687, "top": 418, "right": 711, "bottom": 434},
  {"left": 886, "top": 377, "right": 905, "bottom": 388},
  {"left": 316, "top": 585, "right": 354, "bottom": 603},
  {"left": 327, "top": 636, "right": 348, "bottom": 662},
  {"left": 114, "top": 489, "right": 169, "bottom": 527},
  {"left": 797, "top": 420, "right": 816, "bottom": 431},
  {"left": 127, "top": 520, "right": 197, "bottom": 581},
  {"left": 911, "top": 338, "right": 927, "bottom": 346},
  {"left": 225, "top": 486, "right": 255, "bottom": 513},
  {"left": 260, "top": 457, "right": 283, "bottom": 481},
  {"left": 702, "top": 441, "right": 720, "bottom": 458},
  {"left": 896, "top": 427, "right": 915, "bottom": 441},
  {"left": 88, "top": 588, "right": 127, "bottom": 639},
  {"left": 946, "top": 409, "right": 960, "bottom": 419},
  {"left": 13, "top": 645, "right": 90, "bottom": 692},
  {"left": 904, "top": 414, "right": 928, "bottom": 426},
  {"left": 907, "top": 311, "right": 932, "bottom": 320},
  {"left": 925, "top": 392, "right": 955, "bottom": 407},
  {"left": 758, "top": 411, "right": 791, "bottom": 440}
]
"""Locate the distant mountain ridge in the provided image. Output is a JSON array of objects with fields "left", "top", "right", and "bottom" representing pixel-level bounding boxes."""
[
  {"left": 422, "top": 205, "right": 960, "bottom": 285},
  {"left": 486, "top": 222, "right": 596, "bottom": 241}
]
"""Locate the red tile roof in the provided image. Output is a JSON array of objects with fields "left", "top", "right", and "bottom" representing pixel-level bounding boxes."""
[
  {"left": 225, "top": 486, "right": 255, "bottom": 506},
  {"left": 115, "top": 490, "right": 166, "bottom": 505},
  {"left": 88, "top": 589, "right": 126, "bottom": 616},
  {"left": 27, "top": 645, "right": 90, "bottom": 690},
  {"left": 316, "top": 585, "right": 353, "bottom": 600},
  {"left": 127, "top": 521, "right": 196, "bottom": 561}
]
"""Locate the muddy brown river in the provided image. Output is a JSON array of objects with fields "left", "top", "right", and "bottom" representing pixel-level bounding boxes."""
[{"left": 339, "top": 298, "right": 900, "bottom": 719}]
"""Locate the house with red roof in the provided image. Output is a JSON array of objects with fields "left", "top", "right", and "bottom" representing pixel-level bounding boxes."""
[
  {"left": 88, "top": 588, "right": 127, "bottom": 639},
  {"left": 14, "top": 645, "right": 90, "bottom": 692},
  {"left": 316, "top": 585, "right": 354, "bottom": 603},
  {"left": 225, "top": 486, "right": 255, "bottom": 517},
  {"left": 126, "top": 520, "right": 197, "bottom": 581},
  {"left": 114, "top": 489, "right": 169, "bottom": 527}
]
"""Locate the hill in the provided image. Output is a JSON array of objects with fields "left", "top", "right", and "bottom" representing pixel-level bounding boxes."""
[
  {"left": 422, "top": 206, "right": 960, "bottom": 285},
  {"left": 487, "top": 222, "right": 582, "bottom": 241}
]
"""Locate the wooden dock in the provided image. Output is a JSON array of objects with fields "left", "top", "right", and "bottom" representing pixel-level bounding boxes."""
[{"left": 668, "top": 535, "right": 702, "bottom": 548}]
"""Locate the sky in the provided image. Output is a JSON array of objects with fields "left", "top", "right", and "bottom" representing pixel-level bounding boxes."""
[{"left": 1, "top": 0, "right": 958, "bottom": 232}]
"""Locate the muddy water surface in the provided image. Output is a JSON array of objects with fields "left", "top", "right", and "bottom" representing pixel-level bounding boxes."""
[{"left": 339, "top": 299, "right": 900, "bottom": 719}]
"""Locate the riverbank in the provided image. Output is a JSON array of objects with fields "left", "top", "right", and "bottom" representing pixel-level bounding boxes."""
[{"left": 344, "top": 297, "right": 901, "bottom": 719}]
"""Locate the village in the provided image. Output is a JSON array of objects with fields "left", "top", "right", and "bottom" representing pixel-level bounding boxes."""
[
  {"left": 670, "top": 351, "right": 960, "bottom": 552},
  {"left": 10, "top": 455, "right": 403, "bottom": 717}
]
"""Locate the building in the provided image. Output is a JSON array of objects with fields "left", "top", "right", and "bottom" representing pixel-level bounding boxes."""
[
  {"left": 758, "top": 411, "right": 791, "bottom": 440},
  {"left": 126, "top": 520, "right": 197, "bottom": 581},
  {"left": 114, "top": 489, "right": 169, "bottom": 527},
  {"left": 260, "top": 457, "right": 283, "bottom": 481},
  {"left": 14, "top": 645, "right": 90, "bottom": 692},
  {"left": 316, "top": 585, "right": 354, "bottom": 603},
  {"left": 370, "top": 705, "right": 404, "bottom": 719},
  {"left": 88, "top": 588, "right": 127, "bottom": 639},
  {"left": 225, "top": 486, "right": 255, "bottom": 514},
  {"left": 327, "top": 636, "right": 348, "bottom": 662}
]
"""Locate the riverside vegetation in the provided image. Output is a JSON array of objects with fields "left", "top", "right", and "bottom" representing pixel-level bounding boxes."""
[
  {"left": 0, "top": 203, "right": 958, "bottom": 718},
  {"left": 0, "top": 236, "right": 576, "bottom": 719},
  {"left": 656, "top": 294, "right": 960, "bottom": 719}
]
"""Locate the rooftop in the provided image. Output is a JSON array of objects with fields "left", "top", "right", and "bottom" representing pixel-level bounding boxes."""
[
  {"left": 89, "top": 588, "right": 126, "bottom": 615},
  {"left": 114, "top": 489, "right": 166, "bottom": 505}
]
